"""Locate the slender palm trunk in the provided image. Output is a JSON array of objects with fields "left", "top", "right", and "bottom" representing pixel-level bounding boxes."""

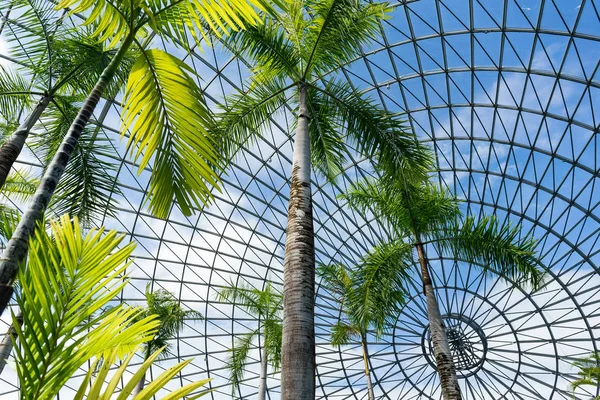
[
  {"left": 0, "top": 310, "right": 22, "bottom": 375},
  {"left": 361, "top": 336, "right": 375, "bottom": 400},
  {"left": 133, "top": 345, "right": 152, "bottom": 395},
  {"left": 415, "top": 242, "right": 462, "bottom": 400},
  {"left": 0, "top": 95, "right": 51, "bottom": 190},
  {"left": 257, "top": 338, "right": 268, "bottom": 400},
  {"left": 0, "top": 33, "right": 135, "bottom": 316},
  {"left": 281, "top": 84, "right": 315, "bottom": 400}
]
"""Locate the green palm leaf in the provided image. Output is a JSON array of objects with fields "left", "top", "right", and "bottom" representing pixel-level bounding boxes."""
[
  {"left": 13, "top": 214, "right": 159, "bottom": 400},
  {"left": 227, "top": 329, "right": 259, "bottom": 393},
  {"left": 434, "top": 216, "right": 545, "bottom": 290},
  {"left": 0, "top": 66, "right": 32, "bottom": 120},
  {"left": 122, "top": 49, "right": 222, "bottom": 219}
]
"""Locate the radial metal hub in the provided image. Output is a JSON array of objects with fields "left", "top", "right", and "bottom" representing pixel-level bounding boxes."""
[{"left": 421, "top": 313, "right": 488, "bottom": 378}]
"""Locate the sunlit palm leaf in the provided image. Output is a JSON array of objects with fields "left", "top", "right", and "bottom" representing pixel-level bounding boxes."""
[
  {"left": 76, "top": 347, "right": 212, "bottom": 400},
  {"left": 2, "top": 170, "right": 39, "bottom": 202},
  {"left": 122, "top": 49, "right": 221, "bottom": 218},
  {"left": 13, "top": 215, "right": 159, "bottom": 400}
]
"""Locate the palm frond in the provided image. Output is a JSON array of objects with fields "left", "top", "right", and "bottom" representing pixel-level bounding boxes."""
[
  {"left": 76, "top": 347, "right": 212, "bottom": 400},
  {"left": 147, "top": 0, "right": 275, "bottom": 49},
  {"left": 122, "top": 49, "right": 222, "bottom": 219},
  {"left": 330, "top": 320, "right": 360, "bottom": 347},
  {"left": 55, "top": 0, "right": 132, "bottom": 49},
  {"left": 226, "top": 329, "right": 259, "bottom": 394},
  {"left": 216, "top": 281, "right": 265, "bottom": 316},
  {"left": 305, "top": 87, "right": 347, "bottom": 181},
  {"left": 263, "top": 318, "right": 282, "bottom": 371},
  {"left": 0, "top": 66, "right": 32, "bottom": 120},
  {"left": 305, "top": 0, "right": 390, "bottom": 76},
  {"left": 351, "top": 239, "right": 412, "bottom": 337},
  {"left": 32, "top": 98, "right": 121, "bottom": 226},
  {"left": 2, "top": 170, "right": 39, "bottom": 202},
  {"left": 309, "top": 79, "right": 433, "bottom": 181},
  {"left": 340, "top": 176, "right": 413, "bottom": 236},
  {"left": 226, "top": 17, "right": 301, "bottom": 84},
  {"left": 434, "top": 216, "right": 545, "bottom": 290},
  {"left": 139, "top": 284, "right": 203, "bottom": 360},
  {"left": 218, "top": 78, "right": 291, "bottom": 160},
  {"left": 317, "top": 262, "right": 352, "bottom": 301},
  {"left": 2, "top": 0, "right": 58, "bottom": 69},
  {"left": 13, "top": 214, "right": 160, "bottom": 399},
  {"left": 570, "top": 352, "right": 600, "bottom": 395}
]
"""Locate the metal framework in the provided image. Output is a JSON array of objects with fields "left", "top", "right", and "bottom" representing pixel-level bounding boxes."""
[{"left": 0, "top": 0, "right": 599, "bottom": 399}]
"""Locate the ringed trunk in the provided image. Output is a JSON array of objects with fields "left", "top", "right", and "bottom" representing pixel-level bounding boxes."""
[
  {"left": 280, "top": 84, "right": 315, "bottom": 400},
  {"left": 0, "top": 310, "right": 22, "bottom": 375},
  {"left": 0, "top": 95, "right": 51, "bottom": 191},
  {"left": 415, "top": 242, "right": 462, "bottom": 400},
  {"left": 257, "top": 336, "right": 268, "bottom": 400},
  {"left": 0, "top": 33, "right": 135, "bottom": 316},
  {"left": 361, "top": 337, "right": 375, "bottom": 400}
]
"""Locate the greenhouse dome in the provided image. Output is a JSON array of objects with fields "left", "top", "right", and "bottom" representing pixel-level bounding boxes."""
[{"left": 0, "top": 0, "right": 598, "bottom": 399}]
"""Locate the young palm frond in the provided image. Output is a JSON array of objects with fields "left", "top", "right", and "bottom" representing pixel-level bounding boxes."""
[
  {"left": 330, "top": 321, "right": 360, "bottom": 347},
  {"left": 13, "top": 215, "right": 159, "bottom": 399},
  {"left": 227, "top": 329, "right": 259, "bottom": 392}
]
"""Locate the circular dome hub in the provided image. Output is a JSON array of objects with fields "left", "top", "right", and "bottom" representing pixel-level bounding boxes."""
[{"left": 421, "top": 313, "right": 487, "bottom": 378}]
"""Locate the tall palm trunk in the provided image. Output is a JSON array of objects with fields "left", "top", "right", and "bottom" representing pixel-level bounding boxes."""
[
  {"left": 0, "top": 95, "right": 51, "bottom": 190},
  {"left": 281, "top": 83, "right": 315, "bottom": 400},
  {"left": 361, "top": 335, "right": 375, "bottom": 400},
  {"left": 0, "top": 33, "right": 135, "bottom": 316},
  {"left": 0, "top": 310, "right": 22, "bottom": 375},
  {"left": 257, "top": 337, "right": 268, "bottom": 400},
  {"left": 415, "top": 242, "right": 462, "bottom": 400},
  {"left": 133, "top": 345, "right": 152, "bottom": 395}
]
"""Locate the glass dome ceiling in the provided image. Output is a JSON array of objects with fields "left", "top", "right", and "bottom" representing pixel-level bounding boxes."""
[{"left": 0, "top": 0, "right": 599, "bottom": 399}]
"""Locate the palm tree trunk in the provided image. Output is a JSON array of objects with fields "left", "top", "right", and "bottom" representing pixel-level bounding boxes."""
[
  {"left": 0, "top": 95, "right": 51, "bottom": 191},
  {"left": 281, "top": 83, "right": 315, "bottom": 400},
  {"left": 415, "top": 242, "right": 462, "bottom": 400},
  {"left": 0, "top": 33, "right": 135, "bottom": 316},
  {"left": 361, "top": 336, "right": 375, "bottom": 400},
  {"left": 257, "top": 338, "right": 268, "bottom": 400},
  {"left": 0, "top": 310, "right": 22, "bottom": 375}
]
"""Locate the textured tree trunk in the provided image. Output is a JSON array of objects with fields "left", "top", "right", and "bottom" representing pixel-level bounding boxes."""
[
  {"left": 362, "top": 337, "right": 375, "bottom": 400},
  {"left": 0, "top": 95, "right": 51, "bottom": 191},
  {"left": 0, "top": 310, "right": 22, "bottom": 375},
  {"left": 257, "top": 337, "right": 268, "bottom": 400},
  {"left": 281, "top": 84, "right": 315, "bottom": 400},
  {"left": 0, "top": 33, "right": 135, "bottom": 316},
  {"left": 415, "top": 242, "right": 462, "bottom": 400}
]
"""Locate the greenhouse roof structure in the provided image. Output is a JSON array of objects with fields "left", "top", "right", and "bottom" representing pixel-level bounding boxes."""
[{"left": 0, "top": 0, "right": 599, "bottom": 399}]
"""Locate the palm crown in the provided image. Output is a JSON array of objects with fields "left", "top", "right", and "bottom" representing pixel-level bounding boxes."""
[
  {"left": 219, "top": 0, "right": 431, "bottom": 181},
  {"left": 340, "top": 173, "right": 545, "bottom": 290}
]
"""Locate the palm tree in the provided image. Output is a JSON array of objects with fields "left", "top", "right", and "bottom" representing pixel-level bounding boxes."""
[
  {"left": 570, "top": 352, "right": 600, "bottom": 399},
  {"left": 216, "top": 281, "right": 282, "bottom": 400},
  {"left": 317, "top": 259, "right": 408, "bottom": 400},
  {"left": 0, "top": 0, "right": 133, "bottom": 190},
  {"left": 0, "top": 0, "right": 276, "bottom": 315},
  {"left": 340, "top": 174, "right": 545, "bottom": 400},
  {"left": 217, "top": 2, "right": 430, "bottom": 396},
  {"left": 12, "top": 214, "right": 213, "bottom": 399},
  {"left": 132, "top": 285, "right": 203, "bottom": 395}
]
